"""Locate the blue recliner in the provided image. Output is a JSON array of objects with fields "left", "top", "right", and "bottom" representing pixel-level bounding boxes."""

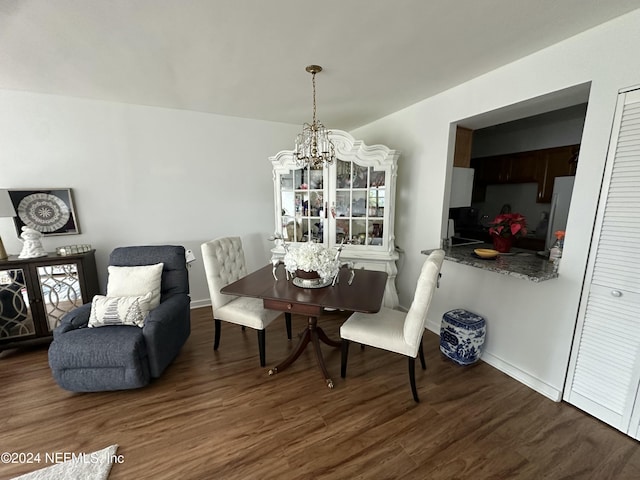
[{"left": 48, "top": 245, "right": 191, "bottom": 392}]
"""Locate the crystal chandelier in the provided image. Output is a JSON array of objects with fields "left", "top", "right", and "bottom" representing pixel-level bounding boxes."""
[{"left": 294, "top": 65, "right": 335, "bottom": 169}]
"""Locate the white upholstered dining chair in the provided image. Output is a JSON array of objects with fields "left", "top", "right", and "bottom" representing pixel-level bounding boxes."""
[
  {"left": 201, "top": 237, "right": 291, "bottom": 367},
  {"left": 340, "top": 249, "right": 445, "bottom": 402}
]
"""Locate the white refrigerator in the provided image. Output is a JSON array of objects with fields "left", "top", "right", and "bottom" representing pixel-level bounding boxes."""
[
  {"left": 450, "top": 167, "right": 475, "bottom": 208},
  {"left": 546, "top": 176, "right": 575, "bottom": 250}
]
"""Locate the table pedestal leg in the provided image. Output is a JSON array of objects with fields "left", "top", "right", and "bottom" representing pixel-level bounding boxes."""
[
  {"left": 316, "top": 326, "right": 341, "bottom": 348},
  {"left": 268, "top": 327, "right": 310, "bottom": 376},
  {"left": 268, "top": 315, "right": 339, "bottom": 388}
]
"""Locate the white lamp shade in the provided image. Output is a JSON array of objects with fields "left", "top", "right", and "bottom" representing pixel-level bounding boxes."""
[{"left": 0, "top": 189, "right": 16, "bottom": 218}]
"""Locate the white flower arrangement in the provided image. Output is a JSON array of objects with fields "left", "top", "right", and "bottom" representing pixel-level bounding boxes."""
[{"left": 283, "top": 242, "right": 340, "bottom": 281}]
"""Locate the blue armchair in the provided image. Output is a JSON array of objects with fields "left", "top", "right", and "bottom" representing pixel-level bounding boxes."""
[{"left": 48, "top": 245, "right": 191, "bottom": 392}]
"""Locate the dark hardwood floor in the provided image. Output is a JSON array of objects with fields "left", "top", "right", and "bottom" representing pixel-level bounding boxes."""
[{"left": 1, "top": 307, "right": 639, "bottom": 479}]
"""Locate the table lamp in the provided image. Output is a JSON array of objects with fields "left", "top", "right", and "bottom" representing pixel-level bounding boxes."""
[{"left": 0, "top": 189, "right": 17, "bottom": 260}]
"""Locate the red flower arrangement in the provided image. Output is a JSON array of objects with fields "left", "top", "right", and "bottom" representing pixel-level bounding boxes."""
[{"left": 488, "top": 213, "right": 528, "bottom": 238}]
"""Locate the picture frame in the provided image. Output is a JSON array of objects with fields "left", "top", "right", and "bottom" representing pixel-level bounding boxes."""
[{"left": 8, "top": 188, "right": 80, "bottom": 236}]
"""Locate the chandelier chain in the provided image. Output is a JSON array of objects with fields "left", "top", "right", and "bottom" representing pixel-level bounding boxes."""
[{"left": 312, "top": 71, "right": 317, "bottom": 128}]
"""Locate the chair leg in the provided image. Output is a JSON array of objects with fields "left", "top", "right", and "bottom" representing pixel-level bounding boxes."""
[
  {"left": 257, "top": 329, "right": 266, "bottom": 367},
  {"left": 213, "top": 319, "right": 221, "bottom": 350},
  {"left": 341, "top": 339, "right": 350, "bottom": 378},
  {"left": 408, "top": 357, "right": 419, "bottom": 402},
  {"left": 419, "top": 340, "right": 426, "bottom": 370},
  {"left": 285, "top": 312, "right": 292, "bottom": 340}
]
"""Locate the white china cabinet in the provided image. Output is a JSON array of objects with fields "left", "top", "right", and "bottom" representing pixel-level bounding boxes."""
[{"left": 269, "top": 130, "right": 400, "bottom": 307}]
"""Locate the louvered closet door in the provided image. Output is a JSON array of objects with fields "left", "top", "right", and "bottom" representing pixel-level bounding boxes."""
[{"left": 564, "top": 87, "right": 640, "bottom": 437}]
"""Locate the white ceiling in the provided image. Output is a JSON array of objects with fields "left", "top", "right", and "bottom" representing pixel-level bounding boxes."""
[{"left": 1, "top": 0, "right": 639, "bottom": 130}]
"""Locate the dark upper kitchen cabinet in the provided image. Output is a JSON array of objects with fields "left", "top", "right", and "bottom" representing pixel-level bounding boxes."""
[
  {"left": 471, "top": 144, "right": 578, "bottom": 203},
  {"left": 537, "top": 146, "right": 578, "bottom": 202},
  {"left": 475, "top": 156, "right": 510, "bottom": 184},
  {"left": 510, "top": 151, "right": 542, "bottom": 183}
]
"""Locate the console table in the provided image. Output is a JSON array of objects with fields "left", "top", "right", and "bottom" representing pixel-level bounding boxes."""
[{"left": 0, "top": 251, "right": 99, "bottom": 351}]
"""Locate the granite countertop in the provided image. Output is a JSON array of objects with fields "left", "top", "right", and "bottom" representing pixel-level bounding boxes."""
[{"left": 422, "top": 243, "right": 558, "bottom": 282}]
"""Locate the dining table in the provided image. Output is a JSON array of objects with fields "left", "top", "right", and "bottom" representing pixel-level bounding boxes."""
[{"left": 220, "top": 263, "right": 388, "bottom": 388}]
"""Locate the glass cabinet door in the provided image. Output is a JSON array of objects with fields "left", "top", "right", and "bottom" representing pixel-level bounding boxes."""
[
  {"left": 37, "top": 264, "right": 83, "bottom": 331},
  {"left": 278, "top": 165, "right": 325, "bottom": 243},
  {"left": 0, "top": 268, "right": 35, "bottom": 340},
  {"left": 333, "top": 159, "right": 386, "bottom": 247}
]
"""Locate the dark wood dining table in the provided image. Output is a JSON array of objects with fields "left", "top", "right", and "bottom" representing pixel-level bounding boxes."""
[{"left": 221, "top": 263, "right": 388, "bottom": 388}]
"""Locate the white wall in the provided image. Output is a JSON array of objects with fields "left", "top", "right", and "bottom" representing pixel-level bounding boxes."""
[
  {"left": 471, "top": 103, "right": 587, "bottom": 157},
  {"left": 352, "top": 9, "right": 640, "bottom": 400},
  {"left": 0, "top": 90, "right": 299, "bottom": 306}
]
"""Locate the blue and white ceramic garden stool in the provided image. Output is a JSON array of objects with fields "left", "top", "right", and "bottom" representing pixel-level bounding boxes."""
[{"left": 440, "top": 309, "right": 486, "bottom": 365}]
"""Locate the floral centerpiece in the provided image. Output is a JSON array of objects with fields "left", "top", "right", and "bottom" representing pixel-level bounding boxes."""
[
  {"left": 488, "top": 213, "right": 527, "bottom": 253},
  {"left": 283, "top": 241, "right": 340, "bottom": 285}
]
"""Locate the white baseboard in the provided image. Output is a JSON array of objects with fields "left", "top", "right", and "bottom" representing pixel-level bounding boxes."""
[
  {"left": 476, "top": 350, "right": 562, "bottom": 402},
  {"left": 190, "top": 298, "right": 211, "bottom": 309},
  {"left": 425, "top": 318, "right": 562, "bottom": 402}
]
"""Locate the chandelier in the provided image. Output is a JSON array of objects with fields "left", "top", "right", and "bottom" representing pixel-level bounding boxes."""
[{"left": 294, "top": 65, "right": 336, "bottom": 169}]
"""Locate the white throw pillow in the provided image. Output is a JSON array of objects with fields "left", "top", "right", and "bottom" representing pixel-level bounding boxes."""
[
  {"left": 107, "top": 263, "right": 163, "bottom": 309},
  {"left": 88, "top": 293, "right": 152, "bottom": 328}
]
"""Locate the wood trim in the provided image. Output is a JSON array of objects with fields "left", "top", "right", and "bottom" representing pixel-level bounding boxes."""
[{"left": 453, "top": 126, "right": 473, "bottom": 168}]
